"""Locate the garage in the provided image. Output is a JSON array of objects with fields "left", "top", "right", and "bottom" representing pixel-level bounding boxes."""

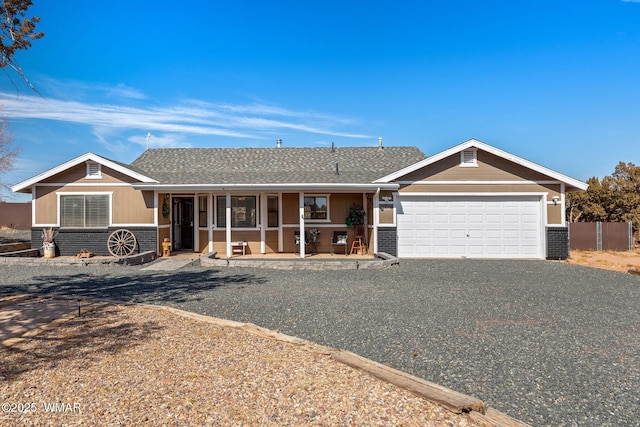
[{"left": 397, "top": 195, "right": 544, "bottom": 259}]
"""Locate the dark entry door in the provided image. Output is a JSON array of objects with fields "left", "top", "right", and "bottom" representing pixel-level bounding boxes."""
[{"left": 172, "top": 197, "right": 194, "bottom": 250}]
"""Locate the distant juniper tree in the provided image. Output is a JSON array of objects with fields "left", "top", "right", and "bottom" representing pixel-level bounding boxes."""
[
  {"left": 1, "top": 0, "right": 44, "bottom": 90},
  {"left": 567, "top": 162, "right": 640, "bottom": 238}
]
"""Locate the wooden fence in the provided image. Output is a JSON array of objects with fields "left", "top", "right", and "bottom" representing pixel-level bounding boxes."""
[
  {"left": 569, "top": 222, "right": 633, "bottom": 251},
  {"left": 0, "top": 202, "right": 31, "bottom": 230}
]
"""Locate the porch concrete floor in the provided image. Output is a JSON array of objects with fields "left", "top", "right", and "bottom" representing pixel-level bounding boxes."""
[{"left": 223, "top": 252, "right": 374, "bottom": 259}]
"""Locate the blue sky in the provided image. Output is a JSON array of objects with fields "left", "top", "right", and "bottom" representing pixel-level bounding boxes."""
[{"left": 2, "top": 0, "right": 640, "bottom": 201}]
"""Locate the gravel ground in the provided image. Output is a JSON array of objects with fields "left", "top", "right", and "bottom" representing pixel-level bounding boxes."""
[
  {"left": 2, "top": 303, "right": 470, "bottom": 426},
  {"left": 0, "top": 229, "right": 30, "bottom": 244},
  {"left": 1, "top": 259, "right": 639, "bottom": 426}
]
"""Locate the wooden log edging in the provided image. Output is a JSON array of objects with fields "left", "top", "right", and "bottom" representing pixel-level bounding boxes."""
[
  {"left": 154, "top": 304, "right": 532, "bottom": 425},
  {"left": 331, "top": 349, "right": 485, "bottom": 415},
  {"left": 468, "top": 408, "right": 533, "bottom": 427}
]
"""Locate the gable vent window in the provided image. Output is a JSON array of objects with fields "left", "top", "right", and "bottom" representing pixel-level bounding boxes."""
[
  {"left": 460, "top": 149, "right": 478, "bottom": 167},
  {"left": 86, "top": 162, "right": 102, "bottom": 179}
]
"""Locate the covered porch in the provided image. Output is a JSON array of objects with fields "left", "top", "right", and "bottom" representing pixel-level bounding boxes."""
[{"left": 151, "top": 186, "right": 398, "bottom": 259}]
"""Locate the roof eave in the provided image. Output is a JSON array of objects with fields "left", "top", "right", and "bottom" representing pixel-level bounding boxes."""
[
  {"left": 375, "top": 138, "right": 589, "bottom": 190},
  {"left": 11, "top": 152, "right": 158, "bottom": 193},
  {"left": 132, "top": 183, "right": 400, "bottom": 192}
]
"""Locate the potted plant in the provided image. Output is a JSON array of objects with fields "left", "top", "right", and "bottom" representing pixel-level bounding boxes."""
[
  {"left": 345, "top": 204, "right": 366, "bottom": 236},
  {"left": 309, "top": 228, "right": 320, "bottom": 243},
  {"left": 41, "top": 227, "right": 57, "bottom": 258}
]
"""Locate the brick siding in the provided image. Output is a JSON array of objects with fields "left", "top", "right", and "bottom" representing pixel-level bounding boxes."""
[
  {"left": 31, "top": 227, "right": 157, "bottom": 257},
  {"left": 546, "top": 226, "right": 569, "bottom": 260},
  {"left": 377, "top": 226, "right": 397, "bottom": 256}
]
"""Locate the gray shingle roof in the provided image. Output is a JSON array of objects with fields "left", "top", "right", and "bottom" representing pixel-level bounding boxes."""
[{"left": 130, "top": 146, "right": 426, "bottom": 185}]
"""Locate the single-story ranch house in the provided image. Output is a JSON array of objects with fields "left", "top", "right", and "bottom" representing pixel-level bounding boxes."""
[{"left": 12, "top": 138, "right": 588, "bottom": 259}]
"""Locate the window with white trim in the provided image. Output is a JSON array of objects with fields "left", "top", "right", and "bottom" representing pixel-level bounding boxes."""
[
  {"left": 304, "top": 195, "right": 328, "bottom": 220},
  {"left": 460, "top": 149, "right": 478, "bottom": 167},
  {"left": 86, "top": 162, "right": 102, "bottom": 178},
  {"left": 60, "top": 194, "right": 109, "bottom": 227},
  {"left": 217, "top": 196, "right": 257, "bottom": 228}
]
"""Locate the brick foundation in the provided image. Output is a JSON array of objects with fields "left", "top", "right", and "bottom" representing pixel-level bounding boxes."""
[
  {"left": 377, "top": 227, "right": 397, "bottom": 256},
  {"left": 31, "top": 227, "right": 157, "bottom": 257},
  {"left": 546, "top": 227, "right": 569, "bottom": 260}
]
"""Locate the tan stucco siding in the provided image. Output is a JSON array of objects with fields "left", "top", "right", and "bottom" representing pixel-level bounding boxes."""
[
  {"left": 34, "top": 186, "right": 57, "bottom": 224},
  {"left": 158, "top": 193, "right": 171, "bottom": 226},
  {"left": 33, "top": 185, "right": 154, "bottom": 225},
  {"left": 547, "top": 205, "right": 563, "bottom": 225},
  {"left": 198, "top": 230, "right": 209, "bottom": 252},
  {"left": 400, "top": 151, "right": 556, "bottom": 183},
  {"left": 379, "top": 205, "right": 394, "bottom": 224},
  {"left": 112, "top": 188, "right": 154, "bottom": 224},
  {"left": 399, "top": 183, "right": 555, "bottom": 196},
  {"left": 265, "top": 230, "right": 278, "bottom": 253},
  {"left": 282, "top": 193, "right": 298, "bottom": 224},
  {"left": 330, "top": 194, "right": 366, "bottom": 225}
]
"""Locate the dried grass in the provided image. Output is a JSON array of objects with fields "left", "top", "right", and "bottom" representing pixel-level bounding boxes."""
[{"left": 1, "top": 304, "right": 475, "bottom": 426}]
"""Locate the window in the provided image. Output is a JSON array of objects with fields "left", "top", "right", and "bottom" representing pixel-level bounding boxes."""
[
  {"left": 267, "top": 196, "right": 279, "bottom": 228},
  {"left": 304, "top": 196, "right": 327, "bottom": 220},
  {"left": 217, "top": 196, "right": 257, "bottom": 228},
  {"left": 460, "top": 149, "right": 478, "bottom": 167},
  {"left": 60, "top": 194, "right": 109, "bottom": 227},
  {"left": 198, "top": 196, "right": 208, "bottom": 227},
  {"left": 86, "top": 162, "right": 102, "bottom": 178}
]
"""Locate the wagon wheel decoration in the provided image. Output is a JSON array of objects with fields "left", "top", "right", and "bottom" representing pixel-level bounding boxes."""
[{"left": 107, "top": 229, "right": 137, "bottom": 257}]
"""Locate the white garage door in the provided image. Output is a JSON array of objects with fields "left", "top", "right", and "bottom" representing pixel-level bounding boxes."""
[{"left": 397, "top": 196, "right": 544, "bottom": 259}]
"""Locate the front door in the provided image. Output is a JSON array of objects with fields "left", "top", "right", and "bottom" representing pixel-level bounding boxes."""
[{"left": 172, "top": 197, "right": 194, "bottom": 251}]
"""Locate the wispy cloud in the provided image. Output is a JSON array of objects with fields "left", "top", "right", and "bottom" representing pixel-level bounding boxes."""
[
  {"left": 622, "top": 0, "right": 640, "bottom": 3},
  {"left": 0, "top": 87, "right": 369, "bottom": 142},
  {"left": 35, "top": 77, "right": 147, "bottom": 101}
]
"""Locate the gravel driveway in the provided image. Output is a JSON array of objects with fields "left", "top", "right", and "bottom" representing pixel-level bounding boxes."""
[{"left": 2, "top": 259, "right": 639, "bottom": 426}]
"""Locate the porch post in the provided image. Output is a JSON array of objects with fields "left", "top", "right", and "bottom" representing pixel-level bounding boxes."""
[
  {"left": 194, "top": 195, "right": 200, "bottom": 253},
  {"left": 362, "top": 192, "right": 368, "bottom": 248},
  {"left": 225, "top": 192, "right": 232, "bottom": 258},
  {"left": 208, "top": 194, "right": 213, "bottom": 253},
  {"left": 260, "top": 193, "right": 267, "bottom": 254},
  {"left": 299, "top": 192, "right": 305, "bottom": 258},
  {"left": 373, "top": 188, "right": 380, "bottom": 254},
  {"left": 278, "top": 192, "right": 283, "bottom": 253}
]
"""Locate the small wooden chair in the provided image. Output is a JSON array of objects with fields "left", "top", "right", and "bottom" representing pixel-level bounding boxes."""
[{"left": 350, "top": 234, "right": 367, "bottom": 255}]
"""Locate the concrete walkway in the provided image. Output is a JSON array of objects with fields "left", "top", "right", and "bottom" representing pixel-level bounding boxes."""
[
  {"left": 0, "top": 295, "right": 100, "bottom": 344},
  {"left": 141, "top": 256, "right": 199, "bottom": 271}
]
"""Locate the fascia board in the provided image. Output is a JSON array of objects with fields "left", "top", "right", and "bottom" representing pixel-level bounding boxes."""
[
  {"left": 132, "top": 183, "right": 400, "bottom": 192},
  {"left": 375, "top": 138, "right": 588, "bottom": 191},
  {"left": 11, "top": 152, "right": 157, "bottom": 193}
]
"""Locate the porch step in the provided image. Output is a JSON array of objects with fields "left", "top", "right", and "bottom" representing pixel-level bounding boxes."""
[{"left": 141, "top": 257, "right": 197, "bottom": 271}]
